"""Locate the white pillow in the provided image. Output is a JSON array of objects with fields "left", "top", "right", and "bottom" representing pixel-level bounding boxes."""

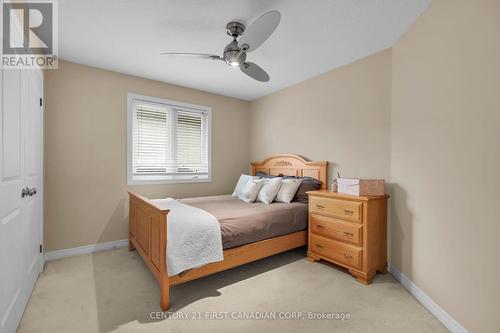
[
  {"left": 257, "top": 178, "right": 282, "bottom": 204},
  {"left": 274, "top": 178, "right": 303, "bottom": 203},
  {"left": 238, "top": 179, "right": 265, "bottom": 203},
  {"left": 232, "top": 174, "right": 259, "bottom": 197}
]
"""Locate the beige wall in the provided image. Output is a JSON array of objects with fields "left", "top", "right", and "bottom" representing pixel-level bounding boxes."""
[
  {"left": 44, "top": 61, "right": 250, "bottom": 251},
  {"left": 391, "top": 0, "right": 500, "bottom": 332},
  {"left": 250, "top": 49, "right": 392, "bottom": 186}
]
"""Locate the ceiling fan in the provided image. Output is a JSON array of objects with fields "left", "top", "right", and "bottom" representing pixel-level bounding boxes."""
[{"left": 160, "top": 10, "right": 281, "bottom": 82}]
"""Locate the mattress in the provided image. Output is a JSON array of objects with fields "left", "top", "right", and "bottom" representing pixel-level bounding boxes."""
[{"left": 179, "top": 195, "right": 308, "bottom": 250}]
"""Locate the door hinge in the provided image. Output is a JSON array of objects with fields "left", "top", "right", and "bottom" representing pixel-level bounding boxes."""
[
  {"left": 40, "top": 98, "right": 43, "bottom": 107},
  {"left": 39, "top": 244, "right": 43, "bottom": 253}
]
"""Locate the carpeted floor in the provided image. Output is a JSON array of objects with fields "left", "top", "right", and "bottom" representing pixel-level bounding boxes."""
[{"left": 17, "top": 247, "right": 448, "bottom": 333}]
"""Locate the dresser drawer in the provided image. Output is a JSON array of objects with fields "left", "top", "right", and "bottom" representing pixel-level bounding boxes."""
[
  {"left": 310, "top": 214, "right": 363, "bottom": 246},
  {"left": 310, "top": 235, "right": 362, "bottom": 270},
  {"left": 310, "top": 196, "right": 362, "bottom": 222}
]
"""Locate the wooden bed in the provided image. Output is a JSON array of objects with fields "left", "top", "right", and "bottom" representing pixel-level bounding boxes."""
[{"left": 128, "top": 154, "right": 328, "bottom": 310}]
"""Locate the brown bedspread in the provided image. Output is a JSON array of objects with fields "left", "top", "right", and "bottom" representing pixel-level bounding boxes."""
[{"left": 179, "top": 195, "right": 307, "bottom": 250}]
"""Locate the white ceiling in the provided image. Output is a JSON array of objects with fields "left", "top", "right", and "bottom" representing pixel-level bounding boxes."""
[{"left": 59, "top": 0, "right": 431, "bottom": 101}]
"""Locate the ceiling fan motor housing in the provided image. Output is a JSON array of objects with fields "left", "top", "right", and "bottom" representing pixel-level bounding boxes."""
[{"left": 223, "top": 40, "right": 246, "bottom": 67}]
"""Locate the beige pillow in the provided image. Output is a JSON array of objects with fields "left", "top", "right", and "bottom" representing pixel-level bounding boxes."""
[
  {"left": 238, "top": 179, "right": 265, "bottom": 203},
  {"left": 274, "top": 178, "right": 303, "bottom": 203},
  {"left": 257, "top": 178, "right": 282, "bottom": 204}
]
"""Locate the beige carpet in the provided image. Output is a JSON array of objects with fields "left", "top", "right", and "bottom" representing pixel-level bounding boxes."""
[{"left": 18, "top": 247, "right": 448, "bottom": 333}]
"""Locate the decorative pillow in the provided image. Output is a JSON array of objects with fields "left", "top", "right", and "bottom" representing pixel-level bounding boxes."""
[
  {"left": 293, "top": 177, "right": 322, "bottom": 203},
  {"left": 257, "top": 178, "right": 282, "bottom": 204},
  {"left": 232, "top": 174, "right": 259, "bottom": 197},
  {"left": 238, "top": 179, "right": 265, "bottom": 203},
  {"left": 274, "top": 178, "right": 303, "bottom": 203}
]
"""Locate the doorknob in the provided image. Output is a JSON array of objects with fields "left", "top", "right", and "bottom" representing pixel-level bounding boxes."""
[
  {"left": 21, "top": 187, "right": 30, "bottom": 198},
  {"left": 21, "top": 187, "right": 37, "bottom": 198}
]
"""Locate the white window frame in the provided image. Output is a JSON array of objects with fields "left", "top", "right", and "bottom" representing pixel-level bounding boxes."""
[{"left": 127, "top": 93, "right": 212, "bottom": 185}]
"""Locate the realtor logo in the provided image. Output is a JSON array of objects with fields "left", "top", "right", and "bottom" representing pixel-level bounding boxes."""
[{"left": 2, "top": 0, "right": 58, "bottom": 69}]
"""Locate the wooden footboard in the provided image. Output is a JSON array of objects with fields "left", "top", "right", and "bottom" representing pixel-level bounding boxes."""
[
  {"left": 128, "top": 192, "right": 170, "bottom": 310},
  {"left": 128, "top": 191, "right": 307, "bottom": 311}
]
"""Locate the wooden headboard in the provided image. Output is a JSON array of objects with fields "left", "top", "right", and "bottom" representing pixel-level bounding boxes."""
[{"left": 251, "top": 154, "right": 328, "bottom": 190}]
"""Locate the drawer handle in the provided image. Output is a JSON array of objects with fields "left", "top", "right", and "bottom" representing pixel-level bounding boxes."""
[
  {"left": 316, "top": 204, "right": 325, "bottom": 209},
  {"left": 344, "top": 209, "right": 354, "bottom": 215},
  {"left": 316, "top": 224, "right": 325, "bottom": 229},
  {"left": 315, "top": 244, "right": 324, "bottom": 249},
  {"left": 344, "top": 253, "right": 353, "bottom": 260},
  {"left": 343, "top": 232, "right": 354, "bottom": 238}
]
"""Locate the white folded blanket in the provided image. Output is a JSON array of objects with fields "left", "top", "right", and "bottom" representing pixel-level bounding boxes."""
[{"left": 151, "top": 198, "right": 224, "bottom": 276}]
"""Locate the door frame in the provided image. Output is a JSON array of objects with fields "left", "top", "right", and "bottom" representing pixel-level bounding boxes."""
[{"left": 37, "top": 68, "right": 44, "bottom": 272}]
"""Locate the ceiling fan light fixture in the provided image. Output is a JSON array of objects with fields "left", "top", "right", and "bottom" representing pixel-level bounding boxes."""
[{"left": 223, "top": 40, "right": 246, "bottom": 68}]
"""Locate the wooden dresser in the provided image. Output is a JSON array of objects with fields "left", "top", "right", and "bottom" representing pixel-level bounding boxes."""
[{"left": 306, "top": 190, "right": 389, "bottom": 284}]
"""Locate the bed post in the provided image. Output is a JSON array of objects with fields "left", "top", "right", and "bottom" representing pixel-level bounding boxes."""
[
  {"left": 159, "top": 209, "right": 170, "bottom": 311},
  {"left": 128, "top": 192, "right": 170, "bottom": 311},
  {"left": 128, "top": 198, "right": 136, "bottom": 251}
]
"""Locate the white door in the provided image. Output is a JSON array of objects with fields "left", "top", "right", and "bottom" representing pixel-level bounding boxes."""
[{"left": 0, "top": 67, "right": 44, "bottom": 333}]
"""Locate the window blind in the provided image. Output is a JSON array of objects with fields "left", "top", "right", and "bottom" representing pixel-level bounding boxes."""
[{"left": 132, "top": 99, "right": 209, "bottom": 178}]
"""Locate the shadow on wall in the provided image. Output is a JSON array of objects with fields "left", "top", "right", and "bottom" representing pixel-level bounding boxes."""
[
  {"left": 90, "top": 199, "right": 305, "bottom": 332},
  {"left": 388, "top": 183, "right": 413, "bottom": 280}
]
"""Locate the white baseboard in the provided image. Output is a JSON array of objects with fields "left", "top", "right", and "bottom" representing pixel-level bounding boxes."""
[
  {"left": 388, "top": 263, "right": 468, "bottom": 333},
  {"left": 44, "top": 239, "right": 129, "bottom": 261}
]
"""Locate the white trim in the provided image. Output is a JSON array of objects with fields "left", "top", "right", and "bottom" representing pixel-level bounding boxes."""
[
  {"left": 126, "top": 92, "right": 212, "bottom": 186},
  {"left": 388, "top": 263, "right": 469, "bottom": 333},
  {"left": 44, "top": 239, "right": 129, "bottom": 261}
]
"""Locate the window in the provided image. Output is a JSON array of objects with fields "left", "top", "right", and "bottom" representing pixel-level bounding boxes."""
[{"left": 127, "top": 93, "right": 211, "bottom": 185}]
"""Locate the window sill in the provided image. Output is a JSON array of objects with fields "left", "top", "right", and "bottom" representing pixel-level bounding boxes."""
[{"left": 127, "top": 174, "right": 211, "bottom": 186}]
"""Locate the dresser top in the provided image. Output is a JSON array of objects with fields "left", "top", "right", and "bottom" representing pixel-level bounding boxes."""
[{"left": 307, "top": 190, "right": 389, "bottom": 201}]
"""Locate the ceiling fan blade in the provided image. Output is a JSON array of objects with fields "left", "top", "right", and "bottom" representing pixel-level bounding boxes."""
[
  {"left": 240, "top": 62, "right": 270, "bottom": 82},
  {"left": 160, "top": 52, "right": 222, "bottom": 60},
  {"left": 239, "top": 10, "right": 281, "bottom": 53}
]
